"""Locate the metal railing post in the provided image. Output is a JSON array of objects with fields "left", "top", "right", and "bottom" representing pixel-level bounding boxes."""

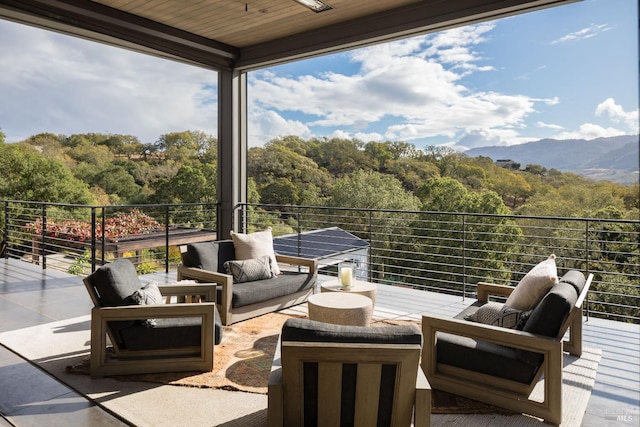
[
  {"left": 369, "top": 210, "right": 373, "bottom": 282},
  {"left": 585, "top": 220, "right": 590, "bottom": 321},
  {"left": 165, "top": 205, "right": 170, "bottom": 273},
  {"left": 41, "top": 203, "right": 47, "bottom": 269},
  {"left": 3, "top": 201, "right": 8, "bottom": 258},
  {"left": 296, "top": 206, "right": 302, "bottom": 258},
  {"left": 100, "top": 208, "right": 106, "bottom": 266},
  {"left": 462, "top": 215, "right": 466, "bottom": 301},
  {"left": 91, "top": 207, "right": 97, "bottom": 272}
]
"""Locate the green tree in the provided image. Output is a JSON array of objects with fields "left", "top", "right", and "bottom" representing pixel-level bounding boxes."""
[
  {"left": 152, "top": 163, "right": 217, "bottom": 204},
  {"left": 327, "top": 170, "right": 422, "bottom": 281},
  {"left": 412, "top": 177, "right": 522, "bottom": 291},
  {"left": 249, "top": 143, "right": 332, "bottom": 205},
  {"left": 0, "top": 142, "right": 93, "bottom": 204},
  {"left": 306, "top": 137, "right": 371, "bottom": 177},
  {"left": 156, "top": 131, "right": 217, "bottom": 162}
]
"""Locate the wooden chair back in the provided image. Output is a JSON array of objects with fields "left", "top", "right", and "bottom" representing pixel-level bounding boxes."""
[{"left": 280, "top": 340, "right": 422, "bottom": 426}]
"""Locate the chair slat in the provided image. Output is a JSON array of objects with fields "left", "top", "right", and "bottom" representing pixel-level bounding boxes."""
[
  {"left": 318, "top": 362, "right": 342, "bottom": 427},
  {"left": 354, "top": 363, "right": 382, "bottom": 427}
]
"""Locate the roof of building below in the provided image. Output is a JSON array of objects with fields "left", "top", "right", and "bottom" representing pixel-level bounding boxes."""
[{"left": 273, "top": 227, "right": 369, "bottom": 260}]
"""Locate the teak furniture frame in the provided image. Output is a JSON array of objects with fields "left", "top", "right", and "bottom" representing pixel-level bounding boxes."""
[
  {"left": 83, "top": 278, "right": 218, "bottom": 377},
  {"left": 268, "top": 339, "right": 431, "bottom": 426},
  {"left": 177, "top": 254, "right": 317, "bottom": 325},
  {"left": 422, "top": 274, "right": 593, "bottom": 425}
]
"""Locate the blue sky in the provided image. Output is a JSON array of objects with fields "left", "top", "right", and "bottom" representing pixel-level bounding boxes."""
[{"left": 0, "top": 0, "right": 637, "bottom": 151}]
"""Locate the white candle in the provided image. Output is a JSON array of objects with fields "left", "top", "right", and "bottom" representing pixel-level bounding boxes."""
[{"left": 340, "top": 266, "right": 353, "bottom": 287}]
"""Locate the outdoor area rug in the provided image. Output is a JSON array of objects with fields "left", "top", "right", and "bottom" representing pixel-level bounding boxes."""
[{"left": 0, "top": 312, "right": 602, "bottom": 426}]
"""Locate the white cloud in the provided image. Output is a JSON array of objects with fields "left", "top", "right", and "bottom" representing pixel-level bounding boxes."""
[
  {"left": 551, "top": 23, "right": 611, "bottom": 44},
  {"left": 595, "top": 98, "right": 639, "bottom": 131},
  {"left": 0, "top": 21, "right": 218, "bottom": 143},
  {"left": 535, "top": 121, "right": 564, "bottom": 130},
  {"left": 249, "top": 22, "right": 558, "bottom": 148},
  {"left": 553, "top": 123, "right": 627, "bottom": 140},
  {"left": 247, "top": 108, "right": 312, "bottom": 147}
]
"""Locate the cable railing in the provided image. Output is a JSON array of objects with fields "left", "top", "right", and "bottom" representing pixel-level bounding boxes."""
[
  {"left": 1, "top": 200, "right": 638, "bottom": 323},
  {"left": 236, "top": 203, "right": 639, "bottom": 324},
  {"left": 1, "top": 200, "right": 217, "bottom": 275}
]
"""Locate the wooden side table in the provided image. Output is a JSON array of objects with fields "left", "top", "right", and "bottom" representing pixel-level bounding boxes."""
[
  {"left": 307, "top": 292, "right": 373, "bottom": 326},
  {"left": 320, "top": 280, "right": 377, "bottom": 306}
]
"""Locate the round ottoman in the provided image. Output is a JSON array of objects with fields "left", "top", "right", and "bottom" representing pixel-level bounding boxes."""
[
  {"left": 307, "top": 292, "right": 373, "bottom": 326},
  {"left": 320, "top": 280, "right": 378, "bottom": 306}
]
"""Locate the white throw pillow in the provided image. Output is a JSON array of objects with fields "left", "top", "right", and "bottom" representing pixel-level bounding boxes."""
[
  {"left": 505, "top": 254, "right": 558, "bottom": 311},
  {"left": 230, "top": 227, "right": 280, "bottom": 275}
]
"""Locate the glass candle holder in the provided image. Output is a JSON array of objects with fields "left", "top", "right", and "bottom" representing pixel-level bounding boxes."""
[{"left": 338, "top": 261, "right": 356, "bottom": 288}]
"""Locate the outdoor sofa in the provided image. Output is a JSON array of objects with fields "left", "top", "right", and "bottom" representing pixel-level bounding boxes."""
[{"left": 177, "top": 239, "right": 318, "bottom": 325}]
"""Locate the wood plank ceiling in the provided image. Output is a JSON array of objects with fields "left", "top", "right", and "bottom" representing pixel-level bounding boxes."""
[{"left": 0, "top": 0, "right": 578, "bottom": 71}]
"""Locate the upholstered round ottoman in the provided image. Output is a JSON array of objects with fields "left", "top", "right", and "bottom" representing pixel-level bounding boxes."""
[{"left": 307, "top": 292, "right": 373, "bottom": 326}]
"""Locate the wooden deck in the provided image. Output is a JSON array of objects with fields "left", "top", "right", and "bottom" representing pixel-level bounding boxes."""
[{"left": 0, "top": 258, "right": 638, "bottom": 426}]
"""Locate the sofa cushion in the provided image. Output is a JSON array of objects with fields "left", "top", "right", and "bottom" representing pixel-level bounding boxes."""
[
  {"left": 224, "top": 255, "right": 274, "bottom": 283},
  {"left": 230, "top": 271, "right": 315, "bottom": 308},
  {"left": 87, "top": 258, "right": 141, "bottom": 307},
  {"left": 505, "top": 254, "right": 558, "bottom": 311},
  {"left": 231, "top": 228, "right": 281, "bottom": 275},
  {"left": 184, "top": 240, "right": 235, "bottom": 273}
]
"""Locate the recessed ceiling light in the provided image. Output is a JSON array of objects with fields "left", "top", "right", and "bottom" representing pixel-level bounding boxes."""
[{"left": 294, "top": 0, "right": 333, "bottom": 13}]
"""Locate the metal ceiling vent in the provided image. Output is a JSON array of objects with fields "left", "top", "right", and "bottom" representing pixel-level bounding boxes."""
[{"left": 294, "top": 0, "right": 333, "bottom": 13}]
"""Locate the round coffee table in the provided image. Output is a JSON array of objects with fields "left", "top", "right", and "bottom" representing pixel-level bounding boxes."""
[
  {"left": 320, "top": 280, "right": 377, "bottom": 306},
  {"left": 307, "top": 292, "right": 373, "bottom": 326}
]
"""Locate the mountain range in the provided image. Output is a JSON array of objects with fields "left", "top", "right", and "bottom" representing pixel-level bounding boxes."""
[{"left": 464, "top": 135, "right": 639, "bottom": 184}]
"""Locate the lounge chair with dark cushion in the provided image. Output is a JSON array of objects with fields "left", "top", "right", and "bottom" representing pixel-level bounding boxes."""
[
  {"left": 268, "top": 318, "right": 431, "bottom": 426},
  {"left": 422, "top": 270, "right": 592, "bottom": 425},
  {"left": 177, "top": 240, "right": 318, "bottom": 325},
  {"left": 83, "top": 258, "right": 222, "bottom": 376}
]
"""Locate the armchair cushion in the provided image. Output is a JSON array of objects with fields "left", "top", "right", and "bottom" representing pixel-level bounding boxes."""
[
  {"left": 88, "top": 258, "right": 141, "bottom": 307},
  {"left": 119, "top": 317, "right": 203, "bottom": 351},
  {"left": 281, "top": 318, "right": 422, "bottom": 345},
  {"left": 231, "top": 228, "right": 281, "bottom": 275},
  {"left": 224, "top": 255, "right": 274, "bottom": 283},
  {"left": 436, "top": 332, "right": 540, "bottom": 384},
  {"left": 517, "top": 279, "right": 578, "bottom": 365},
  {"left": 505, "top": 254, "right": 558, "bottom": 311}
]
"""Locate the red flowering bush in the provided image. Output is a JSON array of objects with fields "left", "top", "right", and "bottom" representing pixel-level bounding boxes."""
[{"left": 26, "top": 209, "right": 164, "bottom": 243}]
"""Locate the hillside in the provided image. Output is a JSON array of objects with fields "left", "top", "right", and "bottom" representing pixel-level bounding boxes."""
[{"left": 464, "top": 135, "right": 639, "bottom": 184}]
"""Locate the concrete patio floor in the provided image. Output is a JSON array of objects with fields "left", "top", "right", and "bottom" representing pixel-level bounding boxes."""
[{"left": 0, "top": 258, "right": 638, "bottom": 426}]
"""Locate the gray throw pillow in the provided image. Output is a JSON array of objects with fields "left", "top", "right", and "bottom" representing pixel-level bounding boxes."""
[
  {"left": 130, "top": 281, "right": 163, "bottom": 327},
  {"left": 224, "top": 255, "right": 274, "bottom": 283},
  {"left": 465, "top": 301, "right": 530, "bottom": 329}
]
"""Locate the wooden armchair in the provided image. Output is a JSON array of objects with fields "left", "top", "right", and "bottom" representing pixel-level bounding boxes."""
[
  {"left": 177, "top": 240, "right": 317, "bottom": 325},
  {"left": 268, "top": 318, "right": 431, "bottom": 427},
  {"left": 422, "top": 270, "right": 592, "bottom": 425},
  {"left": 83, "top": 259, "right": 220, "bottom": 377}
]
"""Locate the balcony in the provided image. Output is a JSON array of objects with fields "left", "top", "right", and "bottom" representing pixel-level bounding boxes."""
[{"left": 0, "top": 200, "right": 638, "bottom": 425}]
